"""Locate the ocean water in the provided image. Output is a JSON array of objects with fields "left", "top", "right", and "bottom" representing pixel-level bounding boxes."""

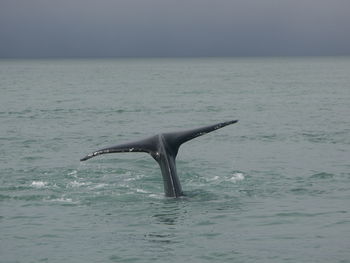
[{"left": 0, "top": 57, "right": 349, "bottom": 262}]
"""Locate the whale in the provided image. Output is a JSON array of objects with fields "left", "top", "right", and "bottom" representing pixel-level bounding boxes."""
[{"left": 80, "top": 120, "right": 238, "bottom": 197}]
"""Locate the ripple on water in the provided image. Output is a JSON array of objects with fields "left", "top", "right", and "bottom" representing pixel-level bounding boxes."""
[{"left": 310, "top": 172, "right": 334, "bottom": 179}]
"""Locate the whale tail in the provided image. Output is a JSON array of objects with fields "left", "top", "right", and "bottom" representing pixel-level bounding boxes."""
[
  {"left": 80, "top": 120, "right": 238, "bottom": 162},
  {"left": 80, "top": 120, "right": 238, "bottom": 197}
]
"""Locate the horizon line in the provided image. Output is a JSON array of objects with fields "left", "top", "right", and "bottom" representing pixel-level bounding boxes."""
[{"left": 1, "top": 54, "right": 349, "bottom": 60}]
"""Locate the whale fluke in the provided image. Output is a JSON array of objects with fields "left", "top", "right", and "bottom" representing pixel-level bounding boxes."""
[
  {"left": 80, "top": 137, "right": 157, "bottom": 161},
  {"left": 81, "top": 120, "right": 238, "bottom": 197}
]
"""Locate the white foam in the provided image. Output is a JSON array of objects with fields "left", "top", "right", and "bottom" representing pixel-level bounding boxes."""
[
  {"left": 229, "top": 172, "right": 245, "bottom": 182},
  {"left": 89, "top": 183, "right": 108, "bottom": 189},
  {"left": 136, "top": 188, "right": 148, "bottom": 193},
  {"left": 124, "top": 173, "right": 145, "bottom": 181},
  {"left": 50, "top": 197, "right": 75, "bottom": 203},
  {"left": 68, "top": 170, "right": 77, "bottom": 176},
  {"left": 54, "top": 197, "right": 72, "bottom": 202},
  {"left": 125, "top": 177, "right": 136, "bottom": 182},
  {"left": 31, "top": 181, "right": 48, "bottom": 188},
  {"left": 68, "top": 180, "right": 87, "bottom": 187},
  {"left": 207, "top": 173, "right": 245, "bottom": 183},
  {"left": 149, "top": 193, "right": 163, "bottom": 199},
  {"left": 208, "top": 175, "right": 220, "bottom": 181}
]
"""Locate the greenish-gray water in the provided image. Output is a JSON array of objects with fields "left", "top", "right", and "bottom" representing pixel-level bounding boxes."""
[{"left": 0, "top": 57, "right": 349, "bottom": 262}]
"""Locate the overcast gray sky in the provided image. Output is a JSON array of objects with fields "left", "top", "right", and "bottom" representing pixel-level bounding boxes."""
[{"left": 0, "top": 0, "right": 349, "bottom": 57}]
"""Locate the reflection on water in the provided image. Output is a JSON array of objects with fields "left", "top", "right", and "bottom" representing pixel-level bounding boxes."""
[
  {"left": 153, "top": 207, "right": 182, "bottom": 226},
  {"left": 144, "top": 199, "right": 187, "bottom": 245},
  {"left": 144, "top": 232, "right": 178, "bottom": 244},
  {"left": 153, "top": 198, "right": 188, "bottom": 225}
]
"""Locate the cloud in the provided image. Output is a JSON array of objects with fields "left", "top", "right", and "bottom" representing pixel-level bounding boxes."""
[{"left": 0, "top": 0, "right": 349, "bottom": 57}]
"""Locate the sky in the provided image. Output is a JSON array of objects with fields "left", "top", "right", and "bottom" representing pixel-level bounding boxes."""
[{"left": 0, "top": 0, "right": 349, "bottom": 57}]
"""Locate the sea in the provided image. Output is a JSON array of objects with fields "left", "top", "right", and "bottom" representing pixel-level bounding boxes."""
[{"left": 0, "top": 57, "right": 349, "bottom": 263}]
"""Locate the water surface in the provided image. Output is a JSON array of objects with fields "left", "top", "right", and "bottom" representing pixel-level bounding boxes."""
[{"left": 1, "top": 57, "right": 349, "bottom": 262}]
